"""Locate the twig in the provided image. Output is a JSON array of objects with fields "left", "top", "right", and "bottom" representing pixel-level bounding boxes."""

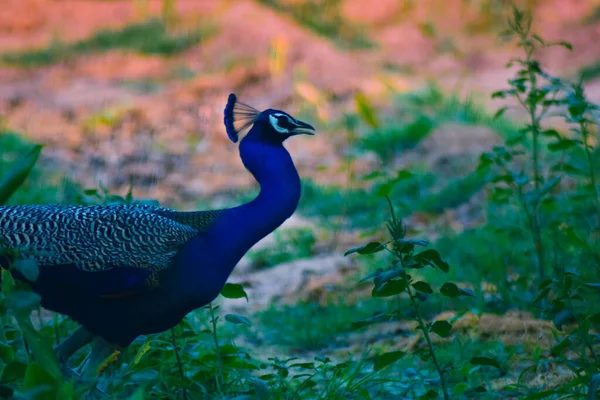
[
  {"left": 208, "top": 302, "right": 224, "bottom": 393},
  {"left": 406, "top": 283, "right": 451, "bottom": 400},
  {"left": 170, "top": 328, "right": 188, "bottom": 400}
]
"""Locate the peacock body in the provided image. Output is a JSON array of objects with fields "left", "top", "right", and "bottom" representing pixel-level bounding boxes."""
[{"left": 0, "top": 93, "right": 315, "bottom": 375}]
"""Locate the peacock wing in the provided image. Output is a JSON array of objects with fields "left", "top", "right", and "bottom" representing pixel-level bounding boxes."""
[{"left": 0, "top": 204, "right": 205, "bottom": 296}]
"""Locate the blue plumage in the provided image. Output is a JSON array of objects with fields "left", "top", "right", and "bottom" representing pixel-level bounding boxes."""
[
  {"left": 0, "top": 94, "right": 315, "bottom": 374},
  {"left": 224, "top": 93, "right": 242, "bottom": 142}
]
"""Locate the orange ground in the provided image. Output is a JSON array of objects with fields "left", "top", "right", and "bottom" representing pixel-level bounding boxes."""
[{"left": 0, "top": 0, "right": 598, "bottom": 206}]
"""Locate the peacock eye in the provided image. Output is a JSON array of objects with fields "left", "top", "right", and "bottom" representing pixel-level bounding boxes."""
[
  {"left": 277, "top": 115, "right": 295, "bottom": 131},
  {"left": 269, "top": 113, "right": 296, "bottom": 134}
]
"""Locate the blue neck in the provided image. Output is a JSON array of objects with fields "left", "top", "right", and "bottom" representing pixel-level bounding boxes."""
[
  {"left": 176, "top": 137, "right": 301, "bottom": 302},
  {"left": 231, "top": 137, "right": 301, "bottom": 247}
]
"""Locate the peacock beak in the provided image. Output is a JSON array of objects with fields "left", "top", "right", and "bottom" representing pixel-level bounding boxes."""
[{"left": 293, "top": 120, "right": 315, "bottom": 135}]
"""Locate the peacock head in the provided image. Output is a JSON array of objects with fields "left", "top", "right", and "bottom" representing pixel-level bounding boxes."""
[{"left": 223, "top": 93, "right": 314, "bottom": 144}]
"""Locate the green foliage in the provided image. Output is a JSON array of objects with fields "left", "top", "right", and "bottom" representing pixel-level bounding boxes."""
[
  {"left": 257, "top": 0, "right": 373, "bottom": 49},
  {"left": 0, "top": 142, "right": 42, "bottom": 205},
  {"left": 579, "top": 60, "right": 600, "bottom": 83},
  {"left": 355, "top": 83, "right": 522, "bottom": 164},
  {"left": 418, "top": 167, "right": 490, "bottom": 213},
  {"left": 437, "top": 7, "right": 600, "bottom": 397},
  {"left": 2, "top": 19, "right": 215, "bottom": 67},
  {"left": 345, "top": 202, "right": 473, "bottom": 399},
  {"left": 361, "top": 115, "right": 436, "bottom": 162},
  {"left": 299, "top": 174, "right": 433, "bottom": 228},
  {"left": 256, "top": 299, "right": 383, "bottom": 350},
  {"left": 248, "top": 227, "right": 316, "bottom": 269},
  {"left": 298, "top": 179, "right": 382, "bottom": 228}
]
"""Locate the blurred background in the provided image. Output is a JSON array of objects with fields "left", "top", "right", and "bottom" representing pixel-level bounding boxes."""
[
  {"left": 1, "top": 0, "right": 600, "bottom": 398},
  {"left": 2, "top": 0, "right": 599, "bottom": 205}
]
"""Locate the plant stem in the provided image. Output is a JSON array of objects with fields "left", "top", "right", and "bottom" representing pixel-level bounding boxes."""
[
  {"left": 516, "top": 18, "right": 546, "bottom": 281},
  {"left": 208, "top": 302, "right": 224, "bottom": 393},
  {"left": 581, "top": 120, "right": 600, "bottom": 212},
  {"left": 170, "top": 328, "right": 188, "bottom": 400},
  {"left": 406, "top": 284, "right": 450, "bottom": 400},
  {"left": 53, "top": 314, "right": 60, "bottom": 346}
]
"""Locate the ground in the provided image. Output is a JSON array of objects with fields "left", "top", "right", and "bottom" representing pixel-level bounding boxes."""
[{"left": 1, "top": 0, "right": 600, "bottom": 397}]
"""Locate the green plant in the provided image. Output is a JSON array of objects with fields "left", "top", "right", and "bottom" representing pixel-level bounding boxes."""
[
  {"left": 248, "top": 227, "right": 316, "bottom": 269},
  {"left": 257, "top": 298, "right": 384, "bottom": 350},
  {"left": 480, "top": 7, "right": 571, "bottom": 281},
  {"left": 476, "top": 7, "right": 600, "bottom": 398},
  {"left": 361, "top": 115, "right": 436, "bottom": 163},
  {"left": 345, "top": 200, "right": 481, "bottom": 399},
  {"left": 355, "top": 84, "right": 522, "bottom": 165},
  {"left": 418, "top": 167, "right": 490, "bottom": 214},
  {"left": 257, "top": 0, "right": 373, "bottom": 49},
  {"left": 0, "top": 141, "right": 42, "bottom": 205},
  {"left": 0, "top": 132, "right": 80, "bottom": 205},
  {"left": 2, "top": 19, "right": 215, "bottom": 67}
]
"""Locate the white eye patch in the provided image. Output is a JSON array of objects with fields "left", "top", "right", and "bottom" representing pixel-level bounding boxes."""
[{"left": 269, "top": 114, "right": 290, "bottom": 134}]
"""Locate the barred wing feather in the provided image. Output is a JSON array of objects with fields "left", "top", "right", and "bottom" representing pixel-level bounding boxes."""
[{"left": 0, "top": 204, "right": 201, "bottom": 277}]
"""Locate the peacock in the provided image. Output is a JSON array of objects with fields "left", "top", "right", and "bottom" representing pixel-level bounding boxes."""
[{"left": 0, "top": 93, "right": 315, "bottom": 377}]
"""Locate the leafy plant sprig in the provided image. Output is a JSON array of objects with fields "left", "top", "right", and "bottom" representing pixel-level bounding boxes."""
[
  {"left": 345, "top": 199, "right": 479, "bottom": 399},
  {"left": 483, "top": 7, "right": 572, "bottom": 282}
]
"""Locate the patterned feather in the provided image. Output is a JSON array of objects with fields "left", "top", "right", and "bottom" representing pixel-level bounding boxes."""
[
  {"left": 0, "top": 204, "right": 223, "bottom": 291},
  {"left": 223, "top": 93, "right": 260, "bottom": 143}
]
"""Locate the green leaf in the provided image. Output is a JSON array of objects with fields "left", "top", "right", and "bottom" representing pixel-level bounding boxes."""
[
  {"left": 372, "top": 279, "right": 407, "bottom": 297},
  {"left": 373, "top": 269, "right": 401, "bottom": 287},
  {"left": 491, "top": 90, "right": 508, "bottom": 99},
  {"left": 470, "top": 356, "right": 502, "bottom": 370},
  {"left": 440, "top": 282, "right": 475, "bottom": 298},
  {"left": 533, "top": 287, "right": 551, "bottom": 303},
  {"left": 252, "top": 377, "right": 270, "bottom": 400},
  {"left": 344, "top": 241, "right": 385, "bottom": 256},
  {"left": 23, "top": 362, "right": 56, "bottom": 392},
  {"left": 417, "top": 389, "right": 439, "bottom": 399},
  {"left": 590, "top": 374, "right": 600, "bottom": 400},
  {"left": 0, "top": 341, "right": 15, "bottom": 363},
  {"left": 361, "top": 171, "right": 382, "bottom": 181},
  {"left": 375, "top": 180, "right": 398, "bottom": 198},
  {"left": 587, "top": 312, "right": 600, "bottom": 324},
  {"left": 414, "top": 249, "right": 449, "bottom": 273},
  {"left": 0, "top": 144, "right": 43, "bottom": 205},
  {"left": 568, "top": 103, "right": 587, "bottom": 118},
  {"left": 491, "top": 174, "right": 514, "bottom": 184},
  {"left": 548, "top": 139, "right": 578, "bottom": 151},
  {"left": 412, "top": 281, "right": 433, "bottom": 294},
  {"left": 289, "top": 362, "right": 315, "bottom": 369},
  {"left": 527, "top": 176, "right": 561, "bottom": 204},
  {"left": 549, "top": 40, "right": 573, "bottom": 51},
  {"left": 541, "top": 129, "right": 561, "bottom": 139},
  {"left": 550, "top": 337, "right": 571, "bottom": 356},
  {"left": 373, "top": 351, "right": 405, "bottom": 371},
  {"left": 551, "top": 162, "right": 587, "bottom": 176},
  {"left": 220, "top": 283, "right": 248, "bottom": 301},
  {"left": 583, "top": 283, "right": 600, "bottom": 290},
  {"left": 350, "top": 313, "right": 391, "bottom": 330},
  {"left": 522, "top": 389, "right": 566, "bottom": 399},
  {"left": 532, "top": 34, "right": 545, "bottom": 45},
  {"left": 538, "top": 279, "right": 554, "bottom": 290},
  {"left": 0, "top": 360, "right": 27, "bottom": 382},
  {"left": 6, "top": 290, "right": 41, "bottom": 313},
  {"left": 355, "top": 92, "right": 379, "bottom": 128},
  {"left": 56, "top": 380, "right": 75, "bottom": 400},
  {"left": 3, "top": 275, "right": 61, "bottom": 381},
  {"left": 430, "top": 320, "right": 452, "bottom": 338},
  {"left": 553, "top": 310, "right": 574, "bottom": 331},
  {"left": 225, "top": 314, "right": 252, "bottom": 327},
  {"left": 493, "top": 106, "right": 508, "bottom": 120}
]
